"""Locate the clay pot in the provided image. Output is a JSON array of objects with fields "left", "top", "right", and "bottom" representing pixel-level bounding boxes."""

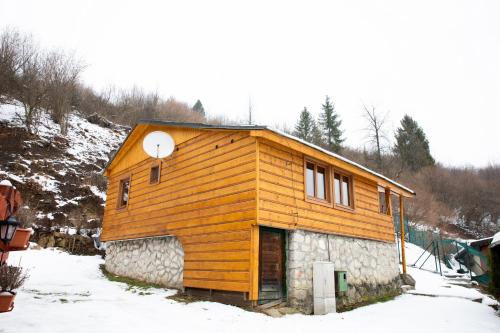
[
  {"left": 0, "top": 251, "right": 8, "bottom": 265},
  {"left": 0, "top": 228, "right": 31, "bottom": 252},
  {"left": 0, "top": 293, "right": 15, "bottom": 313},
  {"left": 9, "top": 228, "right": 31, "bottom": 249}
]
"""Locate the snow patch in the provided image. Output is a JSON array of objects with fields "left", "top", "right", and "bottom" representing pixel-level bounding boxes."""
[
  {"left": 0, "top": 247, "right": 498, "bottom": 333},
  {"left": 29, "top": 174, "right": 60, "bottom": 193},
  {"left": 89, "top": 185, "right": 106, "bottom": 201}
]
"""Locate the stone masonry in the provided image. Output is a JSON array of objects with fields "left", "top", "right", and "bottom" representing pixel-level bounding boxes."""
[
  {"left": 105, "top": 236, "right": 184, "bottom": 289},
  {"left": 287, "top": 230, "right": 401, "bottom": 313}
]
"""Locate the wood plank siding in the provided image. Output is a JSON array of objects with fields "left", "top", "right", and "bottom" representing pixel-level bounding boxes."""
[
  {"left": 101, "top": 128, "right": 258, "bottom": 295},
  {"left": 101, "top": 123, "right": 413, "bottom": 302},
  {"left": 256, "top": 138, "right": 395, "bottom": 242}
]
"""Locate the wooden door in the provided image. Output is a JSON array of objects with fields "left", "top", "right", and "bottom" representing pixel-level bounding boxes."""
[{"left": 259, "top": 228, "right": 285, "bottom": 301}]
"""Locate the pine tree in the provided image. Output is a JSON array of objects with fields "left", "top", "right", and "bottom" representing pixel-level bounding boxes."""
[
  {"left": 310, "top": 121, "right": 324, "bottom": 147},
  {"left": 294, "top": 107, "right": 315, "bottom": 142},
  {"left": 192, "top": 99, "right": 205, "bottom": 116},
  {"left": 319, "top": 96, "right": 344, "bottom": 153},
  {"left": 394, "top": 114, "right": 435, "bottom": 171}
]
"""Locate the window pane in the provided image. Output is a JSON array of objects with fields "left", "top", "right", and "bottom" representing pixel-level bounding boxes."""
[
  {"left": 379, "top": 191, "right": 387, "bottom": 213},
  {"left": 334, "top": 173, "right": 341, "bottom": 204},
  {"left": 341, "top": 176, "right": 350, "bottom": 206},
  {"left": 150, "top": 166, "right": 160, "bottom": 184},
  {"left": 306, "top": 163, "right": 315, "bottom": 197},
  {"left": 120, "top": 180, "right": 130, "bottom": 207},
  {"left": 317, "top": 166, "right": 326, "bottom": 200}
]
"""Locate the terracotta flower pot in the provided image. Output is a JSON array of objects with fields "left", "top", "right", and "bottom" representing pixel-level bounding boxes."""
[
  {"left": 0, "top": 228, "right": 31, "bottom": 252},
  {"left": 9, "top": 228, "right": 31, "bottom": 249},
  {"left": 0, "top": 251, "right": 8, "bottom": 265},
  {"left": 0, "top": 293, "right": 15, "bottom": 313}
]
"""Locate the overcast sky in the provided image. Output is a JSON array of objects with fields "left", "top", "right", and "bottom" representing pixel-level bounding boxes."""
[{"left": 1, "top": 0, "right": 499, "bottom": 167}]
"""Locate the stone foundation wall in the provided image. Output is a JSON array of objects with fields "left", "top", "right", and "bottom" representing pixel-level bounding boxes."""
[
  {"left": 105, "top": 236, "right": 184, "bottom": 289},
  {"left": 287, "top": 230, "right": 401, "bottom": 313}
]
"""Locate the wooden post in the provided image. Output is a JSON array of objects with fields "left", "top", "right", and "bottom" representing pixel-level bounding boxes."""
[
  {"left": 386, "top": 188, "right": 392, "bottom": 216},
  {"left": 249, "top": 225, "right": 260, "bottom": 301},
  {"left": 399, "top": 195, "right": 407, "bottom": 274}
]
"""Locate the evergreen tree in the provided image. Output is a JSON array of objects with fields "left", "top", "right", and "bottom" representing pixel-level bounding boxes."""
[
  {"left": 394, "top": 115, "right": 435, "bottom": 171},
  {"left": 310, "top": 121, "right": 324, "bottom": 147},
  {"left": 319, "top": 96, "right": 344, "bottom": 153},
  {"left": 192, "top": 99, "right": 205, "bottom": 116},
  {"left": 294, "top": 107, "right": 315, "bottom": 142}
]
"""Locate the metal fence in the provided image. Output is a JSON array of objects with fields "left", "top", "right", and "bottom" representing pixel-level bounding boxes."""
[{"left": 393, "top": 215, "right": 490, "bottom": 285}]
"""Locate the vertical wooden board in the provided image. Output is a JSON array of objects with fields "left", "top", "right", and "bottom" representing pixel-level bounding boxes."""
[
  {"left": 250, "top": 140, "right": 261, "bottom": 300},
  {"left": 399, "top": 195, "right": 407, "bottom": 273},
  {"left": 249, "top": 225, "right": 260, "bottom": 300}
]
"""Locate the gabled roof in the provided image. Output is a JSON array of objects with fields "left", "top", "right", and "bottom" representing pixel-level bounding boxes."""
[{"left": 104, "top": 120, "right": 416, "bottom": 196}]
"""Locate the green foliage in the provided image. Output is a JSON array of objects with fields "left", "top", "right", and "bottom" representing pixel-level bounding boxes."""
[
  {"left": 294, "top": 107, "right": 316, "bottom": 142},
  {"left": 310, "top": 121, "right": 324, "bottom": 147},
  {"left": 394, "top": 115, "right": 435, "bottom": 171},
  {"left": 192, "top": 99, "right": 205, "bottom": 116},
  {"left": 319, "top": 96, "right": 344, "bottom": 153}
]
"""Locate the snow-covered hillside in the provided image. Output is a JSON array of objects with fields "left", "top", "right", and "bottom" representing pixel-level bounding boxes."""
[
  {"left": 0, "top": 102, "right": 128, "bottom": 228},
  {"left": 0, "top": 245, "right": 498, "bottom": 333}
]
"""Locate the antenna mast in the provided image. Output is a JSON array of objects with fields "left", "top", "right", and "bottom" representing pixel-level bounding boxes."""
[{"left": 248, "top": 96, "right": 252, "bottom": 125}]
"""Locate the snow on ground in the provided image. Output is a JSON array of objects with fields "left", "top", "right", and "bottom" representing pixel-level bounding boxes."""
[
  {"left": 404, "top": 239, "right": 446, "bottom": 272},
  {"left": 403, "top": 242, "right": 497, "bottom": 304},
  {"left": 0, "top": 246, "right": 498, "bottom": 333}
]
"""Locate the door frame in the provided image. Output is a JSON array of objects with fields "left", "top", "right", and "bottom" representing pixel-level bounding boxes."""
[{"left": 258, "top": 226, "right": 286, "bottom": 300}]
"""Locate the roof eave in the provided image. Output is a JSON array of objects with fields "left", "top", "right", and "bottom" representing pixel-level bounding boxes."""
[{"left": 101, "top": 120, "right": 416, "bottom": 196}]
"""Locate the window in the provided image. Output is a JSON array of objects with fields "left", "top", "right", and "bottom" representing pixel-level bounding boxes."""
[
  {"left": 149, "top": 163, "right": 161, "bottom": 184},
  {"left": 117, "top": 176, "right": 130, "bottom": 209},
  {"left": 305, "top": 160, "right": 330, "bottom": 203},
  {"left": 378, "top": 186, "right": 391, "bottom": 215},
  {"left": 333, "top": 171, "right": 353, "bottom": 208}
]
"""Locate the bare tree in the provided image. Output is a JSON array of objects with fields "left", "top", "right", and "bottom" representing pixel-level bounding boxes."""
[
  {"left": 43, "top": 51, "right": 84, "bottom": 134},
  {"left": 363, "top": 105, "right": 389, "bottom": 170},
  {"left": 0, "top": 29, "right": 33, "bottom": 102},
  {"left": 5, "top": 34, "right": 48, "bottom": 134},
  {"left": 113, "top": 87, "right": 160, "bottom": 125},
  {"left": 74, "top": 84, "right": 113, "bottom": 117},
  {"left": 15, "top": 52, "right": 47, "bottom": 133},
  {"left": 155, "top": 97, "right": 204, "bottom": 123}
]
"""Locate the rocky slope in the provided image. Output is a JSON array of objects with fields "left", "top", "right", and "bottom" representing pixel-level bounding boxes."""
[{"left": 0, "top": 102, "right": 128, "bottom": 232}]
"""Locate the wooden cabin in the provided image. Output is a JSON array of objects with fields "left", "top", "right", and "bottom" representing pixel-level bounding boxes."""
[{"left": 101, "top": 121, "right": 415, "bottom": 311}]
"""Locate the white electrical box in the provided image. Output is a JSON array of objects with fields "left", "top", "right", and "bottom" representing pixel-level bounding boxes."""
[{"left": 313, "top": 261, "right": 336, "bottom": 315}]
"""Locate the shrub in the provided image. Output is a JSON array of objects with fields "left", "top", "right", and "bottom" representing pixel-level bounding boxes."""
[{"left": 0, "top": 265, "right": 29, "bottom": 294}]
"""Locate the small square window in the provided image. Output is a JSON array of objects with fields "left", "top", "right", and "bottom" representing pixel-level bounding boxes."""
[
  {"left": 150, "top": 163, "right": 161, "bottom": 184},
  {"left": 117, "top": 177, "right": 130, "bottom": 209}
]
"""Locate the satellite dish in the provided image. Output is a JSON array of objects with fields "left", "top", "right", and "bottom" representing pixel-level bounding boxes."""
[{"left": 142, "top": 131, "right": 175, "bottom": 158}]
